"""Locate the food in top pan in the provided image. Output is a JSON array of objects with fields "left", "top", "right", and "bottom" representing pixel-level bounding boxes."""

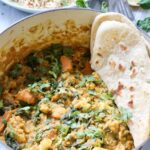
[
  {"left": 12, "top": 0, "right": 76, "bottom": 8},
  {"left": 0, "top": 44, "right": 134, "bottom": 149},
  {"left": 91, "top": 12, "right": 150, "bottom": 147}
]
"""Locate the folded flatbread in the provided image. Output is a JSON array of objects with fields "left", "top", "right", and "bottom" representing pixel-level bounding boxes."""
[
  {"left": 90, "top": 13, "right": 150, "bottom": 148},
  {"left": 90, "top": 12, "right": 138, "bottom": 53}
]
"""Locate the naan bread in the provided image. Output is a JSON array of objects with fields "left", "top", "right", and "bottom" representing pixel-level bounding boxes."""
[{"left": 91, "top": 14, "right": 150, "bottom": 148}]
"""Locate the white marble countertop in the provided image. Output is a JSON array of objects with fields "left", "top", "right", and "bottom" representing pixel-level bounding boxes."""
[{"left": 0, "top": 1, "right": 150, "bottom": 33}]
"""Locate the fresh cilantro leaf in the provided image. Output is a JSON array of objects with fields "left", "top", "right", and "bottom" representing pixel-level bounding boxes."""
[{"left": 76, "top": 0, "right": 89, "bottom": 8}]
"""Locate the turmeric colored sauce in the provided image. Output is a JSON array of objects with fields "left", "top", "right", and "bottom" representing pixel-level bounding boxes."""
[{"left": 0, "top": 44, "right": 134, "bottom": 150}]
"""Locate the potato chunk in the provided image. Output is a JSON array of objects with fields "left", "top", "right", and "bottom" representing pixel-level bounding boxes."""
[{"left": 16, "top": 89, "right": 35, "bottom": 104}]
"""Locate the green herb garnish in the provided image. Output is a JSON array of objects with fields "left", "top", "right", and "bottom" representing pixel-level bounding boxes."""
[
  {"left": 56, "top": 124, "right": 70, "bottom": 136},
  {"left": 5, "top": 133, "right": 20, "bottom": 150},
  {"left": 76, "top": 0, "right": 89, "bottom": 8},
  {"left": 63, "top": 47, "right": 74, "bottom": 57},
  {"left": 118, "top": 107, "right": 132, "bottom": 122},
  {"left": 0, "top": 100, "right": 3, "bottom": 109},
  {"left": 2, "top": 118, "right": 7, "bottom": 125},
  {"left": 101, "top": 1, "right": 109, "bottom": 12},
  {"left": 139, "top": 0, "right": 150, "bottom": 9},
  {"left": 49, "top": 58, "right": 61, "bottom": 79},
  {"left": 16, "top": 106, "right": 31, "bottom": 118},
  {"left": 35, "top": 126, "right": 51, "bottom": 142},
  {"left": 26, "top": 53, "right": 39, "bottom": 69},
  {"left": 137, "top": 17, "right": 150, "bottom": 32},
  {"left": 79, "top": 75, "right": 102, "bottom": 87},
  {"left": 10, "top": 64, "right": 22, "bottom": 78},
  {"left": 0, "top": 84, "right": 3, "bottom": 96}
]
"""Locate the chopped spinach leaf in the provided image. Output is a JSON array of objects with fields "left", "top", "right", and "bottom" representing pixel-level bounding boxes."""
[
  {"left": 38, "top": 66, "right": 49, "bottom": 75},
  {"left": 5, "top": 133, "right": 20, "bottom": 150},
  {"left": 56, "top": 124, "right": 70, "bottom": 136},
  {"left": 10, "top": 64, "right": 22, "bottom": 78},
  {"left": 77, "top": 132, "right": 85, "bottom": 138},
  {"left": 77, "top": 126, "right": 102, "bottom": 139},
  {"left": 44, "top": 44, "right": 63, "bottom": 58},
  {"left": 2, "top": 118, "right": 7, "bottom": 125},
  {"left": 79, "top": 75, "right": 102, "bottom": 87},
  {"left": 0, "top": 84, "right": 3, "bottom": 96},
  {"left": 118, "top": 107, "right": 132, "bottom": 122},
  {"left": 63, "top": 47, "right": 74, "bottom": 57},
  {"left": 49, "top": 58, "right": 61, "bottom": 79},
  {"left": 26, "top": 74, "right": 35, "bottom": 81},
  {"left": 85, "top": 126, "right": 102, "bottom": 138},
  {"left": 26, "top": 53, "right": 39, "bottom": 69},
  {"left": 100, "top": 92, "right": 114, "bottom": 101},
  {"left": 88, "top": 90, "right": 97, "bottom": 96},
  {"left": 0, "top": 100, "right": 3, "bottom": 109},
  {"left": 50, "top": 44, "right": 63, "bottom": 58},
  {"left": 35, "top": 126, "right": 51, "bottom": 142},
  {"left": 16, "top": 106, "right": 31, "bottom": 118},
  {"left": 0, "top": 100, "right": 4, "bottom": 115},
  {"left": 32, "top": 106, "right": 41, "bottom": 124}
]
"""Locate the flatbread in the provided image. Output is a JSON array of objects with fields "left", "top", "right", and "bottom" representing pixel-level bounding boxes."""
[
  {"left": 90, "top": 12, "right": 138, "bottom": 54},
  {"left": 91, "top": 15, "right": 150, "bottom": 148}
]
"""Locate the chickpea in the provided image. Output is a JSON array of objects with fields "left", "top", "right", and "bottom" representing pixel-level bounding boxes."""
[
  {"left": 39, "top": 138, "right": 52, "bottom": 150},
  {"left": 51, "top": 94, "right": 60, "bottom": 102},
  {"left": 86, "top": 82, "right": 95, "bottom": 90},
  {"left": 40, "top": 103, "right": 51, "bottom": 114},
  {"left": 92, "top": 72, "right": 100, "bottom": 80},
  {"left": 115, "top": 143, "right": 125, "bottom": 150},
  {"left": 52, "top": 106, "right": 66, "bottom": 119},
  {"left": 71, "top": 147, "right": 77, "bottom": 150},
  {"left": 109, "top": 121, "right": 120, "bottom": 133},
  {"left": 16, "top": 133, "right": 27, "bottom": 143},
  {"left": 74, "top": 100, "right": 91, "bottom": 111}
]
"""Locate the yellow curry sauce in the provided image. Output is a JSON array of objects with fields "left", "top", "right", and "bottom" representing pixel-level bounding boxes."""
[{"left": 0, "top": 45, "right": 134, "bottom": 150}]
